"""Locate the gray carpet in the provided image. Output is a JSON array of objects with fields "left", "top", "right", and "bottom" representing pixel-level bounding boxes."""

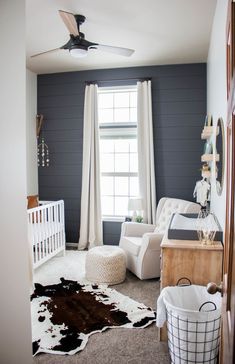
[{"left": 33, "top": 269, "right": 170, "bottom": 364}]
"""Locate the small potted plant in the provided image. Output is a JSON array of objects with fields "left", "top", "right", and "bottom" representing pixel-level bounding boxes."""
[{"left": 135, "top": 215, "right": 143, "bottom": 223}]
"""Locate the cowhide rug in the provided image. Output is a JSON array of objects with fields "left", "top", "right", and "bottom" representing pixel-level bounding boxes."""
[{"left": 31, "top": 278, "right": 156, "bottom": 356}]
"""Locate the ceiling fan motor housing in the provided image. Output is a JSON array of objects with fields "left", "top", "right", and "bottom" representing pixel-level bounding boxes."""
[{"left": 75, "top": 14, "right": 86, "bottom": 28}]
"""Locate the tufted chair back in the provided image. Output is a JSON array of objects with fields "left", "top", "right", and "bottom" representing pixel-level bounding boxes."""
[{"left": 154, "top": 197, "right": 201, "bottom": 233}]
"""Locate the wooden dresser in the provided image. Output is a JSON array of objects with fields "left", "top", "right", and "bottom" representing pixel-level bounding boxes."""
[{"left": 159, "top": 236, "right": 223, "bottom": 341}]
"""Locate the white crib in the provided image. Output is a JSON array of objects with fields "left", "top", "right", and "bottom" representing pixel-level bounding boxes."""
[{"left": 28, "top": 200, "right": 66, "bottom": 269}]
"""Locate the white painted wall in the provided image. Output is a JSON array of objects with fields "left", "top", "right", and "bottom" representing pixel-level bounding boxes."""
[
  {"left": 207, "top": 0, "right": 229, "bottom": 229},
  {"left": 26, "top": 69, "right": 38, "bottom": 195},
  {"left": 0, "top": 1, "right": 32, "bottom": 363}
]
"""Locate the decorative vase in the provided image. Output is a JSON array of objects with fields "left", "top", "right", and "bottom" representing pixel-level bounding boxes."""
[{"left": 196, "top": 210, "right": 219, "bottom": 245}]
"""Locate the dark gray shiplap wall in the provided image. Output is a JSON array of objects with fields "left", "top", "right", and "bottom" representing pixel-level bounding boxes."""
[{"left": 38, "top": 64, "right": 206, "bottom": 244}]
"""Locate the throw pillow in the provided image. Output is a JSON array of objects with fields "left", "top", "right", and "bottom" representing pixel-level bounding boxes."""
[
  {"left": 27, "top": 195, "right": 41, "bottom": 223},
  {"left": 27, "top": 195, "right": 39, "bottom": 209}
]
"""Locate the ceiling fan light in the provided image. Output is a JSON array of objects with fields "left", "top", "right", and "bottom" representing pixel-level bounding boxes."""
[{"left": 70, "top": 47, "right": 87, "bottom": 58}]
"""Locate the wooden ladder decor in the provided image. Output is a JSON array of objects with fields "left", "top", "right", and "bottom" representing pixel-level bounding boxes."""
[{"left": 36, "top": 114, "right": 44, "bottom": 138}]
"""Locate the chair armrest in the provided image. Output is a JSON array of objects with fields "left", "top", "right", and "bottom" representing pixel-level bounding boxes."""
[
  {"left": 141, "top": 232, "right": 163, "bottom": 251},
  {"left": 137, "top": 232, "right": 163, "bottom": 278},
  {"left": 121, "top": 222, "right": 156, "bottom": 237}
]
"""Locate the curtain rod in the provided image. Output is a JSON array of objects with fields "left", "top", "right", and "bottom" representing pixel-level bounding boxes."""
[{"left": 85, "top": 77, "right": 152, "bottom": 85}]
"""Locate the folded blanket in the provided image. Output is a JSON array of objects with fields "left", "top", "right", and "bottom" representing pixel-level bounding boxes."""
[{"left": 156, "top": 289, "right": 167, "bottom": 327}]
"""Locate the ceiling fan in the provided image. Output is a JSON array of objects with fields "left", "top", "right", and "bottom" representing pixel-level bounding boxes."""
[{"left": 31, "top": 10, "right": 135, "bottom": 59}]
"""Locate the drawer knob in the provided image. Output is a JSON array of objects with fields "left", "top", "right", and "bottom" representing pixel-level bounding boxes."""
[{"left": 207, "top": 282, "right": 223, "bottom": 296}]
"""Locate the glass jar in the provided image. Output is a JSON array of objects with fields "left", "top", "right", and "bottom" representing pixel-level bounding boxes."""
[{"left": 196, "top": 210, "right": 219, "bottom": 245}]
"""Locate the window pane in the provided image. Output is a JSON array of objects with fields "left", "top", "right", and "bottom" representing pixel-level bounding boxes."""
[
  {"left": 115, "top": 177, "right": 128, "bottom": 196},
  {"left": 130, "top": 153, "right": 138, "bottom": 172},
  {"left": 115, "top": 197, "right": 129, "bottom": 216},
  {"left": 130, "top": 177, "right": 139, "bottom": 196},
  {"left": 130, "top": 92, "right": 137, "bottom": 107},
  {"left": 99, "top": 108, "right": 113, "bottom": 123},
  {"left": 129, "top": 139, "right": 137, "bottom": 152},
  {"left": 115, "top": 139, "right": 129, "bottom": 153},
  {"left": 102, "top": 196, "right": 114, "bottom": 215},
  {"left": 101, "top": 176, "right": 114, "bottom": 196},
  {"left": 130, "top": 108, "right": 137, "bottom": 122},
  {"left": 99, "top": 93, "right": 113, "bottom": 108},
  {"left": 114, "top": 92, "right": 129, "bottom": 107},
  {"left": 98, "top": 87, "right": 139, "bottom": 218},
  {"left": 100, "top": 139, "right": 114, "bottom": 153},
  {"left": 100, "top": 153, "right": 114, "bottom": 172},
  {"left": 115, "top": 153, "right": 129, "bottom": 172},
  {"left": 114, "top": 108, "right": 130, "bottom": 123}
]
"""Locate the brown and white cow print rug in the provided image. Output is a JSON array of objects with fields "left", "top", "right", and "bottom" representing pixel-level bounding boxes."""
[{"left": 31, "top": 278, "right": 156, "bottom": 356}]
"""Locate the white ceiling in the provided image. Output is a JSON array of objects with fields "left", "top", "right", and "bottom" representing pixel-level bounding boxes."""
[{"left": 26, "top": 0, "right": 217, "bottom": 75}]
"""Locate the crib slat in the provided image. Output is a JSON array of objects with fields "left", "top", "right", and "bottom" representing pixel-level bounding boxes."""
[
  {"left": 28, "top": 212, "right": 35, "bottom": 265},
  {"left": 61, "top": 201, "right": 65, "bottom": 251},
  {"left": 58, "top": 203, "right": 61, "bottom": 248},
  {"left": 42, "top": 209, "right": 46, "bottom": 259},
  {"left": 49, "top": 205, "right": 53, "bottom": 254},
  {"left": 55, "top": 204, "right": 59, "bottom": 251},
  {"left": 38, "top": 211, "right": 42, "bottom": 261}
]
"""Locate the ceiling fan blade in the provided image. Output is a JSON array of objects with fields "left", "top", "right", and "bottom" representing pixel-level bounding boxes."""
[
  {"left": 59, "top": 10, "right": 79, "bottom": 36},
  {"left": 31, "top": 48, "right": 62, "bottom": 58},
  {"left": 90, "top": 44, "right": 134, "bottom": 57}
]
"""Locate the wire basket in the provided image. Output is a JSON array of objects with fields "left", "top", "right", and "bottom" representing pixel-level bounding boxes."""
[{"left": 164, "top": 281, "right": 221, "bottom": 364}]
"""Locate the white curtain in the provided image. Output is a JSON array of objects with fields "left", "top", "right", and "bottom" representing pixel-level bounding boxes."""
[
  {"left": 78, "top": 84, "right": 103, "bottom": 250},
  {"left": 137, "top": 80, "right": 156, "bottom": 224}
]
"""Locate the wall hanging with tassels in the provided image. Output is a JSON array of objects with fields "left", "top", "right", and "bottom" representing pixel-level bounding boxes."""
[{"left": 36, "top": 114, "right": 50, "bottom": 167}]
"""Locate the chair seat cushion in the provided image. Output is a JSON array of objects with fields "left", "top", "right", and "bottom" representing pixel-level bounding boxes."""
[{"left": 120, "top": 236, "right": 142, "bottom": 256}]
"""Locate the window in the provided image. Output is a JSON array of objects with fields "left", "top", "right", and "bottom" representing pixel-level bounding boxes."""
[{"left": 98, "top": 86, "right": 139, "bottom": 219}]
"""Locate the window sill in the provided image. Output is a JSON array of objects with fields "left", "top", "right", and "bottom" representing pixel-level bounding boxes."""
[{"left": 102, "top": 216, "right": 125, "bottom": 223}]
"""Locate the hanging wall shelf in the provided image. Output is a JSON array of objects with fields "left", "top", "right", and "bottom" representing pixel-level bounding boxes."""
[
  {"left": 201, "top": 126, "right": 219, "bottom": 140},
  {"left": 201, "top": 154, "right": 220, "bottom": 162}
]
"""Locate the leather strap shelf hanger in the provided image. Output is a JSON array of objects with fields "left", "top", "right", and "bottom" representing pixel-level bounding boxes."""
[{"left": 36, "top": 114, "right": 44, "bottom": 138}]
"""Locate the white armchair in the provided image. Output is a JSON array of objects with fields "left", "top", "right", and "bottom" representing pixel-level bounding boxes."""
[{"left": 119, "top": 197, "right": 201, "bottom": 280}]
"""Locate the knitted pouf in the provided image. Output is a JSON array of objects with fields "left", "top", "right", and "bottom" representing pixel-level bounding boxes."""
[{"left": 85, "top": 246, "right": 126, "bottom": 285}]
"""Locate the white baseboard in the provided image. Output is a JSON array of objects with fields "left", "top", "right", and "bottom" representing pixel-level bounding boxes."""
[{"left": 66, "top": 242, "right": 78, "bottom": 248}]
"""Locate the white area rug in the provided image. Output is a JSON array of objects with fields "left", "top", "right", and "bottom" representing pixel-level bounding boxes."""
[{"left": 34, "top": 251, "right": 88, "bottom": 285}]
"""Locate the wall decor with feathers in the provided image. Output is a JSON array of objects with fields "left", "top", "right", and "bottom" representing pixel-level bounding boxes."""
[{"left": 36, "top": 114, "right": 50, "bottom": 167}]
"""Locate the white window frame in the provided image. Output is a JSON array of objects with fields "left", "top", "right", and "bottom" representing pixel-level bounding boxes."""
[{"left": 98, "top": 85, "right": 138, "bottom": 221}]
